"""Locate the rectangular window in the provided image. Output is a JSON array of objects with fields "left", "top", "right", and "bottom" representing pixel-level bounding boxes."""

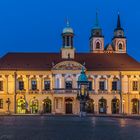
[
  {"left": 99, "top": 81, "right": 105, "bottom": 90},
  {"left": 0, "top": 81, "right": 3, "bottom": 91},
  {"left": 0, "top": 99, "right": 3, "bottom": 109},
  {"left": 32, "top": 81, "right": 37, "bottom": 90},
  {"left": 65, "top": 81, "right": 72, "bottom": 89},
  {"left": 132, "top": 81, "right": 138, "bottom": 91},
  {"left": 88, "top": 81, "right": 92, "bottom": 91},
  {"left": 44, "top": 81, "right": 50, "bottom": 90},
  {"left": 112, "top": 81, "right": 117, "bottom": 91},
  {"left": 19, "top": 81, "right": 24, "bottom": 90}
]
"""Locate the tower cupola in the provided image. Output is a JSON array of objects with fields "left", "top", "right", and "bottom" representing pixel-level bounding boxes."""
[{"left": 61, "top": 20, "right": 75, "bottom": 59}]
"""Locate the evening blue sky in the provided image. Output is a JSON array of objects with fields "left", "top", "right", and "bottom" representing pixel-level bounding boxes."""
[{"left": 0, "top": 0, "right": 140, "bottom": 61}]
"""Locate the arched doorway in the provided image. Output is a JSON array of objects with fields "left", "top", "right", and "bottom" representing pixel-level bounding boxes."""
[
  {"left": 17, "top": 98, "right": 26, "bottom": 114},
  {"left": 132, "top": 99, "right": 139, "bottom": 114},
  {"left": 86, "top": 99, "right": 94, "bottom": 113},
  {"left": 30, "top": 99, "right": 39, "bottom": 114},
  {"left": 43, "top": 98, "right": 52, "bottom": 113},
  {"left": 99, "top": 98, "right": 107, "bottom": 114},
  {"left": 65, "top": 98, "right": 73, "bottom": 114},
  {"left": 111, "top": 99, "right": 120, "bottom": 114}
]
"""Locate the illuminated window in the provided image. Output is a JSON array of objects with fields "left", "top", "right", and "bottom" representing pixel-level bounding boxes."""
[
  {"left": 0, "top": 81, "right": 3, "bottom": 91},
  {"left": 0, "top": 99, "right": 3, "bottom": 109},
  {"left": 44, "top": 81, "right": 50, "bottom": 90},
  {"left": 132, "top": 81, "right": 138, "bottom": 91},
  {"left": 17, "top": 99, "right": 26, "bottom": 114},
  {"left": 19, "top": 81, "right": 24, "bottom": 90},
  {"left": 31, "top": 80, "right": 37, "bottom": 90}
]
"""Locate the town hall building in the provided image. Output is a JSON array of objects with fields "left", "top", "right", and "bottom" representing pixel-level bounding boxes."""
[{"left": 0, "top": 14, "right": 140, "bottom": 115}]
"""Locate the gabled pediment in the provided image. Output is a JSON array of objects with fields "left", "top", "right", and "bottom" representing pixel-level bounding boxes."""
[{"left": 52, "top": 61, "right": 84, "bottom": 70}]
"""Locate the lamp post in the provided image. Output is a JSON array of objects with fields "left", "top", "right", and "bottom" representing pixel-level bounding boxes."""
[{"left": 77, "top": 67, "right": 90, "bottom": 117}]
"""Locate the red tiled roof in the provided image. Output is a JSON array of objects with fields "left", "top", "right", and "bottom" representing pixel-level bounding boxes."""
[{"left": 0, "top": 52, "right": 140, "bottom": 71}]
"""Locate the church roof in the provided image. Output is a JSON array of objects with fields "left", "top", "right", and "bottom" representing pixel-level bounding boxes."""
[{"left": 0, "top": 52, "right": 140, "bottom": 71}]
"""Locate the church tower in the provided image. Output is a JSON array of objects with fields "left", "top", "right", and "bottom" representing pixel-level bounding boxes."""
[
  {"left": 61, "top": 21, "right": 75, "bottom": 59},
  {"left": 112, "top": 13, "right": 127, "bottom": 53},
  {"left": 90, "top": 12, "right": 104, "bottom": 53}
]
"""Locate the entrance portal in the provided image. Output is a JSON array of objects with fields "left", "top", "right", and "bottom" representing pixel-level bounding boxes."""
[
  {"left": 30, "top": 99, "right": 39, "bottom": 114},
  {"left": 132, "top": 98, "right": 139, "bottom": 114},
  {"left": 86, "top": 99, "right": 94, "bottom": 113},
  {"left": 17, "top": 98, "right": 26, "bottom": 114},
  {"left": 99, "top": 98, "right": 107, "bottom": 114},
  {"left": 43, "top": 98, "right": 52, "bottom": 113},
  {"left": 65, "top": 98, "right": 73, "bottom": 114},
  {"left": 111, "top": 99, "right": 119, "bottom": 114}
]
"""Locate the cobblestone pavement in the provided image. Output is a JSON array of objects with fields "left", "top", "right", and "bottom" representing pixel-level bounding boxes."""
[{"left": 0, "top": 116, "right": 140, "bottom": 140}]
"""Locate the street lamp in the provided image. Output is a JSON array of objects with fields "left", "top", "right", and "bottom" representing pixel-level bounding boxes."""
[{"left": 77, "top": 67, "right": 90, "bottom": 117}]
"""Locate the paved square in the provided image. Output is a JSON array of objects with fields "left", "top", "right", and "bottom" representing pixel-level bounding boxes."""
[{"left": 0, "top": 116, "right": 140, "bottom": 140}]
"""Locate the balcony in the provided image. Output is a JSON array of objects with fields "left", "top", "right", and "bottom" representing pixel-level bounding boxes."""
[
  {"left": 111, "top": 90, "right": 120, "bottom": 94},
  {"left": 98, "top": 89, "right": 108, "bottom": 94},
  {"left": 29, "top": 89, "right": 39, "bottom": 94},
  {"left": 53, "top": 88, "right": 80, "bottom": 94},
  {"left": 42, "top": 89, "right": 52, "bottom": 94},
  {"left": 88, "top": 90, "right": 96, "bottom": 94},
  {"left": 16, "top": 89, "right": 26, "bottom": 94}
]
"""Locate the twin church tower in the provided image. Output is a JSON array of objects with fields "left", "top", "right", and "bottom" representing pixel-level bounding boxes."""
[{"left": 61, "top": 13, "right": 127, "bottom": 59}]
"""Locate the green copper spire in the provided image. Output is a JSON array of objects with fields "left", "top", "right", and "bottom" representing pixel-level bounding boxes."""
[
  {"left": 95, "top": 12, "right": 99, "bottom": 27},
  {"left": 66, "top": 19, "right": 70, "bottom": 27}
]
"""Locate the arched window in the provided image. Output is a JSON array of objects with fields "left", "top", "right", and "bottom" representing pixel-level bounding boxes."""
[
  {"left": 99, "top": 98, "right": 107, "bottom": 114},
  {"left": 96, "top": 42, "right": 101, "bottom": 49},
  {"left": 30, "top": 99, "right": 39, "bottom": 114},
  {"left": 131, "top": 99, "right": 139, "bottom": 114},
  {"left": 43, "top": 98, "right": 52, "bottom": 113},
  {"left": 118, "top": 43, "right": 123, "bottom": 50},
  {"left": 112, "top": 99, "right": 119, "bottom": 114},
  {"left": 17, "top": 98, "right": 26, "bottom": 114}
]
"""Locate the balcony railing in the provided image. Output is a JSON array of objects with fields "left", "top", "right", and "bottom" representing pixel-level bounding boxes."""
[
  {"left": 53, "top": 88, "right": 80, "bottom": 94},
  {"left": 98, "top": 89, "right": 108, "bottom": 94},
  {"left": 111, "top": 90, "right": 120, "bottom": 94},
  {"left": 16, "top": 89, "right": 26, "bottom": 94},
  {"left": 16, "top": 89, "right": 121, "bottom": 94},
  {"left": 29, "top": 89, "right": 39, "bottom": 94}
]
